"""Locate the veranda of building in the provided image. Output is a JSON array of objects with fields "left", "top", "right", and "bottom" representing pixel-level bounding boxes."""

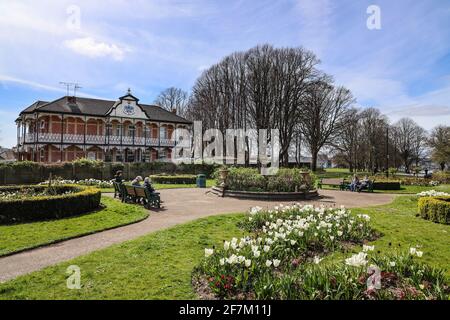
[{"left": 15, "top": 90, "right": 192, "bottom": 163}]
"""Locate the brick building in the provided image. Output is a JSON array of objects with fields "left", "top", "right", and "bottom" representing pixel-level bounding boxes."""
[{"left": 15, "top": 90, "right": 191, "bottom": 163}]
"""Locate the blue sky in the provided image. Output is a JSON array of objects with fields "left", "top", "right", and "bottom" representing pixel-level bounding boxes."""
[{"left": 1, "top": 0, "right": 449, "bottom": 148}]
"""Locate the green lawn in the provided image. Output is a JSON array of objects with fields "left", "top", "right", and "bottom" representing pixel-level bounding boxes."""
[
  {"left": 0, "top": 214, "right": 245, "bottom": 299},
  {"left": 353, "top": 196, "right": 450, "bottom": 275},
  {"left": 100, "top": 179, "right": 216, "bottom": 193},
  {"left": 0, "top": 197, "right": 149, "bottom": 257},
  {"left": 322, "top": 183, "right": 450, "bottom": 194},
  {"left": 316, "top": 168, "right": 371, "bottom": 179},
  {"left": 0, "top": 194, "right": 448, "bottom": 299}
]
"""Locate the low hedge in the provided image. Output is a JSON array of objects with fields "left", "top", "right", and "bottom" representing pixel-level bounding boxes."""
[
  {"left": 418, "top": 196, "right": 450, "bottom": 224},
  {"left": 149, "top": 174, "right": 197, "bottom": 184},
  {"left": 372, "top": 180, "right": 401, "bottom": 190},
  {"left": 0, "top": 185, "right": 101, "bottom": 224}
]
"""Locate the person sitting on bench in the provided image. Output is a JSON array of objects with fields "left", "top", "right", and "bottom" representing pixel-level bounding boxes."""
[
  {"left": 350, "top": 175, "right": 360, "bottom": 192},
  {"left": 144, "top": 177, "right": 155, "bottom": 193},
  {"left": 114, "top": 170, "right": 124, "bottom": 183},
  {"left": 131, "top": 176, "right": 143, "bottom": 186},
  {"left": 357, "top": 175, "right": 370, "bottom": 192}
]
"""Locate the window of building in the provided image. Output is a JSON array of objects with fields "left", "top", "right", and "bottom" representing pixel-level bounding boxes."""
[
  {"left": 115, "top": 150, "right": 123, "bottom": 162},
  {"left": 115, "top": 124, "right": 122, "bottom": 136},
  {"left": 158, "top": 149, "right": 166, "bottom": 159},
  {"left": 128, "top": 125, "right": 135, "bottom": 137},
  {"left": 160, "top": 126, "right": 167, "bottom": 139},
  {"left": 106, "top": 124, "right": 112, "bottom": 136}
]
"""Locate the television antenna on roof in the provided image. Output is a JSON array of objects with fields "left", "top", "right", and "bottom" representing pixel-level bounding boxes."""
[{"left": 59, "top": 82, "right": 82, "bottom": 97}]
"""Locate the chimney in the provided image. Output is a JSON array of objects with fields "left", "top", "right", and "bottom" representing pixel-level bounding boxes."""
[
  {"left": 67, "top": 96, "right": 77, "bottom": 104},
  {"left": 171, "top": 108, "right": 177, "bottom": 114}
]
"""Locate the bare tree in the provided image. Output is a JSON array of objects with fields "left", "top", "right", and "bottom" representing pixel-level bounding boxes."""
[
  {"left": 428, "top": 125, "right": 450, "bottom": 171},
  {"left": 330, "top": 108, "right": 361, "bottom": 172},
  {"left": 154, "top": 87, "right": 190, "bottom": 117},
  {"left": 298, "top": 78, "right": 354, "bottom": 171},
  {"left": 188, "top": 44, "right": 321, "bottom": 166},
  {"left": 394, "top": 118, "right": 426, "bottom": 173}
]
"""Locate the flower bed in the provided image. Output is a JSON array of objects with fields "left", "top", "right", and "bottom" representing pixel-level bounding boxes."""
[
  {"left": 39, "top": 178, "right": 113, "bottom": 189},
  {"left": 416, "top": 190, "right": 449, "bottom": 197},
  {"left": 193, "top": 204, "right": 448, "bottom": 300},
  {"left": 0, "top": 185, "right": 101, "bottom": 224},
  {"left": 418, "top": 196, "right": 450, "bottom": 225},
  {"left": 149, "top": 174, "right": 197, "bottom": 184},
  {"left": 221, "top": 168, "right": 316, "bottom": 192}
]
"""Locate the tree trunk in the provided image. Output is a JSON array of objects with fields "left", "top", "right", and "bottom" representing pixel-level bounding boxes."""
[
  {"left": 311, "top": 149, "right": 318, "bottom": 172},
  {"left": 349, "top": 162, "right": 354, "bottom": 173}
]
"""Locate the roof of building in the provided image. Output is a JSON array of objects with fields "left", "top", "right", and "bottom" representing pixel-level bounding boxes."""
[{"left": 19, "top": 96, "right": 192, "bottom": 124}]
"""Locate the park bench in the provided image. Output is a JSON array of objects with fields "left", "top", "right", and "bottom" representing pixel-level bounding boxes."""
[
  {"left": 339, "top": 179, "right": 374, "bottom": 192},
  {"left": 113, "top": 181, "right": 122, "bottom": 198},
  {"left": 120, "top": 184, "right": 161, "bottom": 209},
  {"left": 134, "top": 186, "right": 161, "bottom": 209},
  {"left": 340, "top": 179, "right": 350, "bottom": 191}
]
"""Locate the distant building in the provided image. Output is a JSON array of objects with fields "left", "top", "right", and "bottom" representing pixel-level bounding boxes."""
[
  {"left": 0, "top": 147, "right": 15, "bottom": 162},
  {"left": 288, "top": 153, "right": 331, "bottom": 169},
  {"left": 15, "top": 90, "right": 192, "bottom": 163}
]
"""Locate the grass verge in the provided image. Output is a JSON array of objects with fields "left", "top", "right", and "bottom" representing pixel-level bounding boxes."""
[
  {"left": 0, "top": 197, "right": 149, "bottom": 257},
  {"left": 0, "top": 195, "right": 449, "bottom": 299}
]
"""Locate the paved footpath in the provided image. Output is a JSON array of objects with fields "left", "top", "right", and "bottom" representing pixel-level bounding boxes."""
[{"left": 0, "top": 189, "right": 395, "bottom": 282}]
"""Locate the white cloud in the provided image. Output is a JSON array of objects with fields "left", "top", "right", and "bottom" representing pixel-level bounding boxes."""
[
  {"left": 0, "top": 75, "right": 63, "bottom": 92},
  {"left": 64, "top": 37, "right": 130, "bottom": 61}
]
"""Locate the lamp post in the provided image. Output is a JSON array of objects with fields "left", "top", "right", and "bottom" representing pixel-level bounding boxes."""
[{"left": 386, "top": 127, "right": 389, "bottom": 178}]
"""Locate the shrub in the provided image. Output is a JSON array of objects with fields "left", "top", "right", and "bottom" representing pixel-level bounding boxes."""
[
  {"left": 418, "top": 196, "right": 450, "bottom": 224},
  {"left": 221, "top": 167, "right": 316, "bottom": 192},
  {"left": 72, "top": 158, "right": 104, "bottom": 168},
  {"left": 0, "top": 185, "right": 101, "bottom": 224},
  {"left": 388, "top": 167, "right": 398, "bottom": 177},
  {"left": 149, "top": 174, "right": 197, "bottom": 184},
  {"left": 372, "top": 180, "right": 401, "bottom": 190},
  {"left": 431, "top": 171, "right": 450, "bottom": 184}
]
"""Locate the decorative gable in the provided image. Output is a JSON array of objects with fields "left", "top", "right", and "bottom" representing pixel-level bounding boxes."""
[{"left": 106, "top": 89, "right": 149, "bottom": 119}]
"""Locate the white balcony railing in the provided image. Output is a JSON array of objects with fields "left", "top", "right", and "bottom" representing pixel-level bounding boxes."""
[
  {"left": 21, "top": 133, "right": 176, "bottom": 147},
  {"left": 109, "top": 135, "right": 121, "bottom": 144},
  {"left": 146, "top": 138, "right": 159, "bottom": 146},
  {"left": 160, "top": 138, "right": 176, "bottom": 147}
]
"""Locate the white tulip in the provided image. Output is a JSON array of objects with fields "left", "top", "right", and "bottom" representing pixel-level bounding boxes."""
[
  {"left": 273, "top": 259, "right": 281, "bottom": 267},
  {"left": 204, "top": 248, "right": 214, "bottom": 257},
  {"left": 345, "top": 252, "right": 368, "bottom": 267},
  {"left": 265, "top": 260, "right": 272, "bottom": 267},
  {"left": 245, "top": 259, "right": 252, "bottom": 267}
]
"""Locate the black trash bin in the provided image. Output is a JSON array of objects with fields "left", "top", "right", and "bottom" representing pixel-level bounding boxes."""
[{"left": 196, "top": 174, "right": 206, "bottom": 188}]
